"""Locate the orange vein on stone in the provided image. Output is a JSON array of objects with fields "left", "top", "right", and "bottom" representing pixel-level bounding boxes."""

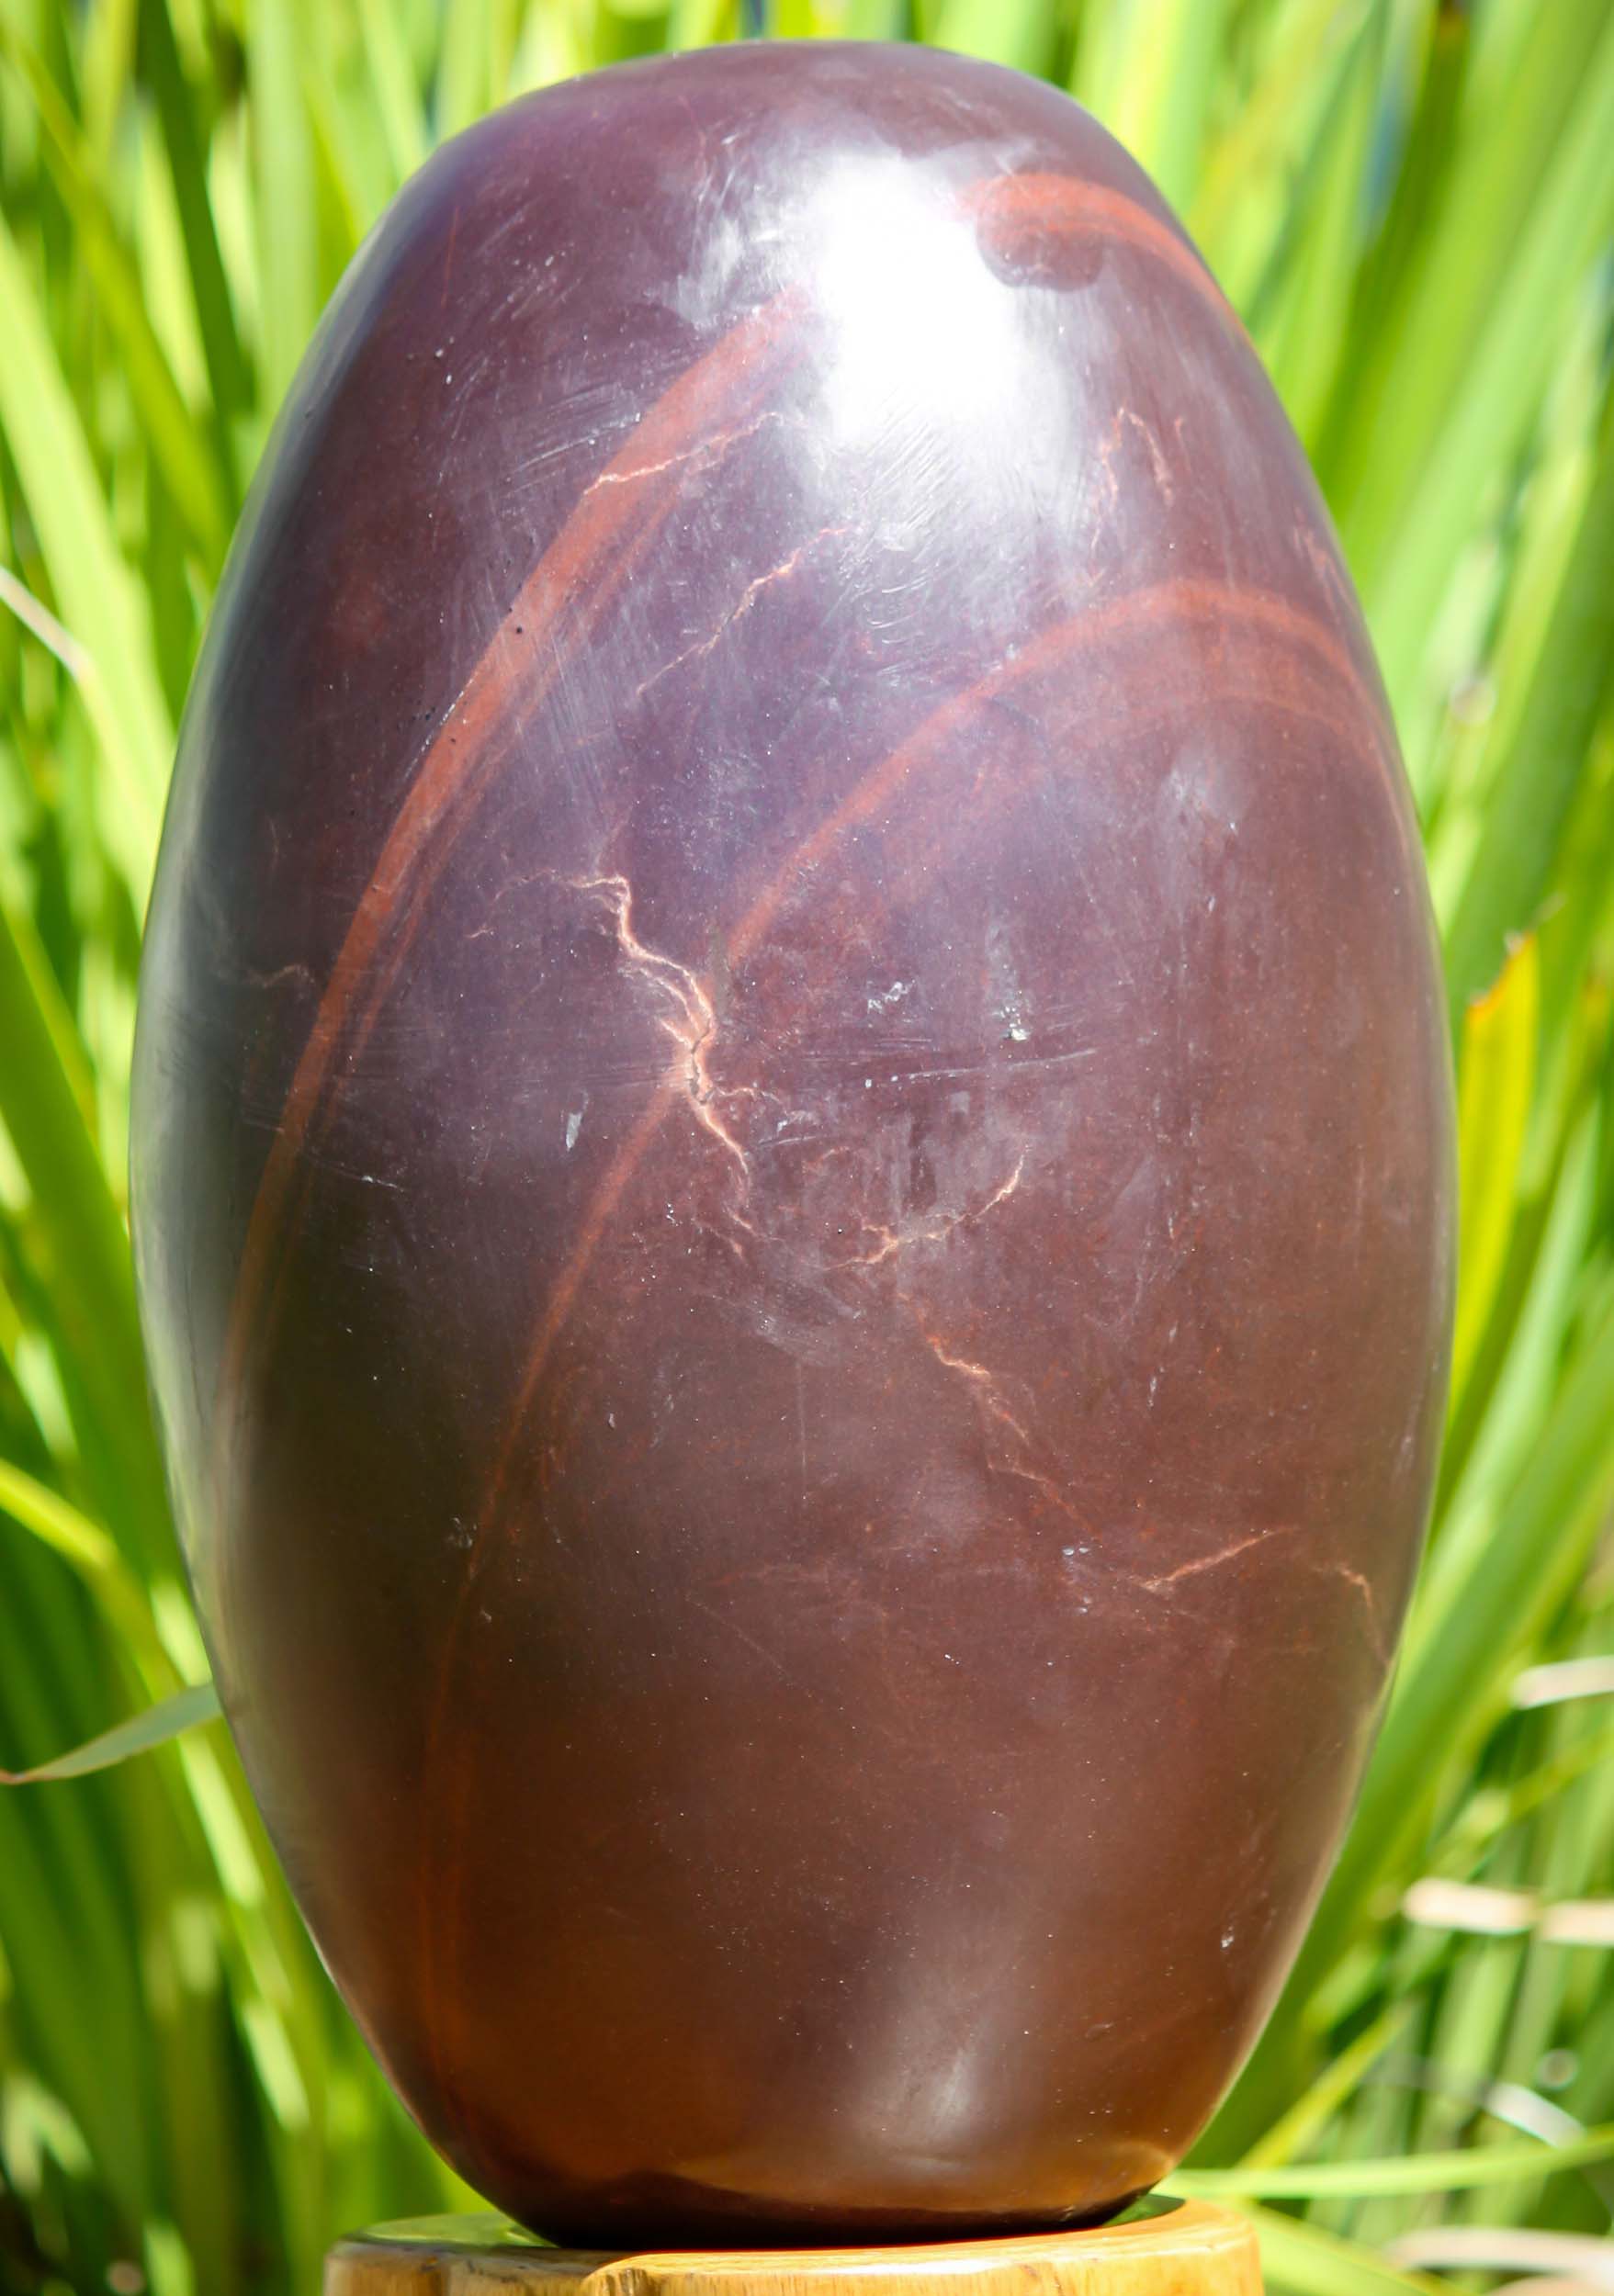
[
  {"left": 419, "top": 575, "right": 1394, "bottom": 2115},
  {"left": 223, "top": 174, "right": 1290, "bottom": 1444},
  {"left": 312, "top": 170, "right": 1375, "bottom": 2112},
  {"left": 216, "top": 287, "right": 807, "bottom": 1445},
  {"left": 416, "top": 575, "right": 1392, "bottom": 2141},
  {"left": 728, "top": 580, "right": 1389, "bottom": 971},
  {"left": 967, "top": 173, "right": 1242, "bottom": 332},
  {"left": 475, "top": 575, "right": 1391, "bottom": 1562},
  {"left": 220, "top": 166, "right": 1286, "bottom": 1440}
]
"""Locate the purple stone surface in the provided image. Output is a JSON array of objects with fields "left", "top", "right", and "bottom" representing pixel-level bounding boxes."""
[{"left": 131, "top": 39, "right": 1455, "bottom": 2247}]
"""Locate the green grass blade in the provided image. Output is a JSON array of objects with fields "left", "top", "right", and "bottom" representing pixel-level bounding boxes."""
[
  {"left": 356, "top": 0, "right": 427, "bottom": 191},
  {"left": 137, "top": 0, "right": 252, "bottom": 493},
  {"left": 1257, "top": 6, "right": 1384, "bottom": 445},
  {"left": 1307, "top": 1277, "right": 1614, "bottom": 1979},
  {"left": 0, "top": 895, "right": 173, "bottom": 1568},
  {"left": 2, "top": 1682, "right": 220, "bottom": 1784},
  {"left": 247, "top": 0, "right": 319, "bottom": 414},
  {"left": 1074, "top": 0, "right": 1233, "bottom": 221},
  {"left": 1353, "top": 16, "right": 1614, "bottom": 709},
  {"left": 1442, "top": 383, "right": 1614, "bottom": 1020},
  {"left": 933, "top": 0, "right": 1057, "bottom": 75},
  {"left": 0, "top": 21, "right": 229, "bottom": 568},
  {"left": 1450, "top": 936, "right": 1539, "bottom": 1406},
  {"left": 1325, "top": 1, "right": 1613, "bottom": 576},
  {"left": 1240, "top": 2005, "right": 1411, "bottom": 2172},
  {"left": 1245, "top": 2204, "right": 1446, "bottom": 2296},
  {"left": 0, "top": 213, "right": 170, "bottom": 882},
  {"left": 1176, "top": 2122, "right": 1614, "bottom": 2199}
]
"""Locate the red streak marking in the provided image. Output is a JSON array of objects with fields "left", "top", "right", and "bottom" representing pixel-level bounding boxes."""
[
  {"left": 217, "top": 162, "right": 1371, "bottom": 2144},
  {"left": 218, "top": 289, "right": 805, "bottom": 1449},
  {"left": 211, "top": 287, "right": 805, "bottom": 2151},
  {"left": 967, "top": 172, "right": 1239, "bottom": 330},
  {"left": 727, "top": 580, "right": 1380, "bottom": 969},
  {"left": 477, "top": 578, "right": 1388, "bottom": 1550},
  {"left": 220, "top": 171, "right": 1258, "bottom": 1440}
]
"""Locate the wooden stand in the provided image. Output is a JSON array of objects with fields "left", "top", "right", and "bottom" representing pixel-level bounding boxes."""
[{"left": 325, "top": 2200, "right": 1259, "bottom": 2296}]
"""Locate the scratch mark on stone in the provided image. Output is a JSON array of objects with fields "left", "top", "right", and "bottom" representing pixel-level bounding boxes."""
[
  {"left": 438, "top": 203, "right": 459, "bottom": 313},
  {"left": 974, "top": 1154, "right": 1027, "bottom": 1221},
  {"left": 1110, "top": 406, "right": 1175, "bottom": 502},
  {"left": 568, "top": 873, "right": 755, "bottom": 1219},
  {"left": 1142, "top": 1526, "right": 1293, "bottom": 1591},
  {"left": 221, "top": 288, "right": 810, "bottom": 1493},
  {"left": 796, "top": 1360, "right": 808, "bottom": 1507},
  {"left": 684, "top": 1593, "right": 798, "bottom": 1686},
  {"left": 242, "top": 961, "right": 316, "bottom": 994},
  {"left": 634, "top": 524, "right": 850, "bottom": 704},
  {"left": 913, "top": 1305, "right": 1085, "bottom": 1528},
  {"left": 1322, "top": 1559, "right": 1387, "bottom": 1662},
  {"left": 1140, "top": 1535, "right": 1388, "bottom": 1661},
  {"left": 841, "top": 1152, "right": 1025, "bottom": 1268},
  {"left": 582, "top": 406, "right": 784, "bottom": 497},
  {"left": 916, "top": 1320, "right": 1032, "bottom": 1444},
  {"left": 992, "top": 1458, "right": 1089, "bottom": 1527}
]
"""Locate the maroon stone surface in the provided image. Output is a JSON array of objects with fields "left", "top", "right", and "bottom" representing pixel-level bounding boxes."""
[{"left": 131, "top": 40, "right": 1455, "bottom": 2248}]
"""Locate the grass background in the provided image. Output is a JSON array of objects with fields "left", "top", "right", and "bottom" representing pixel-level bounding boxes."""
[{"left": 2, "top": 0, "right": 1614, "bottom": 2291}]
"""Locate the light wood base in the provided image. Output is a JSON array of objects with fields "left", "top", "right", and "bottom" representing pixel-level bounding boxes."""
[{"left": 324, "top": 2199, "right": 1259, "bottom": 2296}]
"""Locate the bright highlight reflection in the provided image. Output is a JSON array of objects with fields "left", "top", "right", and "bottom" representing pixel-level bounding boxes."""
[{"left": 808, "top": 159, "right": 1027, "bottom": 450}]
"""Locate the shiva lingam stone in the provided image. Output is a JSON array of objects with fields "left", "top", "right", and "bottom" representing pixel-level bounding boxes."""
[{"left": 132, "top": 38, "right": 1455, "bottom": 2249}]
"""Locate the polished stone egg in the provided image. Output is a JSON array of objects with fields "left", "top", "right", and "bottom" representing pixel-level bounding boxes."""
[{"left": 132, "top": 39, "right": 1454, "bottom": 2247}]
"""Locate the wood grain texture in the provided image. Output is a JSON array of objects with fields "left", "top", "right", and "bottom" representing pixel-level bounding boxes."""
[{"left": 324, "top": 2202, "right": 1259, "bottom": 2296}]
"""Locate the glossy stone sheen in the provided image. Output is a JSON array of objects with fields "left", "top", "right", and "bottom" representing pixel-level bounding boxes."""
[{"left": 131, "top": 41, "right": 1455, "bottom": 2248}]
